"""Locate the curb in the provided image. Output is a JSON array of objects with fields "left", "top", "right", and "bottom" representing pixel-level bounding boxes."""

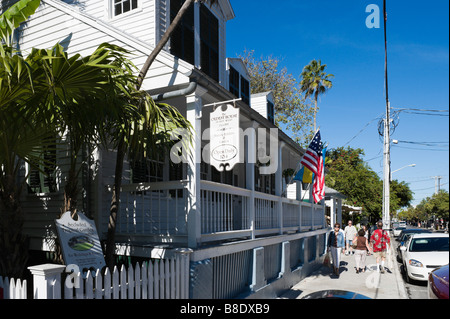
[{"left": 388, "top": 234, "right": 408, "bottom": 299}]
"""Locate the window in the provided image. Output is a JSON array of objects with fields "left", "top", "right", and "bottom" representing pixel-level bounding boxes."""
[
  {"left": 267, "top": 101, "right": 275, "bottom": 124},
  {"left": 170, "top": 0, "right": 195, "bottom": 65},
  {"left": 200, "top": 4, "right": 219, "bottom": 81},
  {"left": 113, "top": 0, "right": 138, "bottom": 17},
  {"left": 240, "top": 77, "right": 250, "bottom": 105},
  {"left": 131, "top": 155, "right": 164, "bottom": 184},
  {"left": 409, "top": 237, "right": 449, "bottom": 252},
  {"left": 229, "top": 66, "right": 240, "bottom": 98},
  {"left": 229, "top": 65, "right": 250, "bottom": 105},
  {"left": 28, "top": 142, "right": 57, "bottom": 194}
]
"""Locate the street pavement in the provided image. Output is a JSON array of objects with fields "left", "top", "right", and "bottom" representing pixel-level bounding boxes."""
[{"left": 280, "top": 241, "right": 409, "bottom": 300}]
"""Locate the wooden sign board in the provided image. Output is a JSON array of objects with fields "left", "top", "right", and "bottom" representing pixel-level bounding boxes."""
[
  {"left": 55, "top": 211, "right": 106, "bottom": 271},
  {"left": 210, "top": 104, "right": 240, "bottom": 171}
]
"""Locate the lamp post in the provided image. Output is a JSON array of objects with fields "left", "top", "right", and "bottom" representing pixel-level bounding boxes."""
[{"left": 390, "top": 164, "right": 416, "bottom": 181}]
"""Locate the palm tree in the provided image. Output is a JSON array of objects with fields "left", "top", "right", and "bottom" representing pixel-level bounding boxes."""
[
  {"left": 105, "top": 0, "right": 197, "bottom": 268},
  {"left": 300, "top": 59, "right": 334, "bottom": 131},
  {"left": 104, "top": 84, "right": 192, "bottom": 269},
  {"left": 1, "top": 0, "right": 145, "bottom": 275}
]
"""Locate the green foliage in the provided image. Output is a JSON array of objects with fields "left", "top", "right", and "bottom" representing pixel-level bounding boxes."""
[
  {"left": 401, "top": 190, "right": 449, "bottom": 222},
  {"left": 325, "top": 146, "right": 413, "bottom": 221},
  {"left": 0, "top": 0, "right": 40, "bottom": 45},
  {"left": 1, "top": 0, "right": 191, "bottom": 275},
  {"left": 300, "top": 59, "right": 334, "bottom": 131}
]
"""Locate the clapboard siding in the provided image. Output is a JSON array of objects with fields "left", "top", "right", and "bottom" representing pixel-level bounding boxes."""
[
  {"left": 250, "top": 93, "right": 272, "bottom": 119},
  {"left": 18, "top": 0, "right": 192, "bottom": 90},
  {"left": 107, "top": 0, "right": 156, "bottom": 46},
  {"left": 9, "top": 0, "right": 234, "bottom": 249}
]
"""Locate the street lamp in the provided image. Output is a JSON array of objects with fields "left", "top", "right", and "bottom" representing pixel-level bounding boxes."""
[{"left": 391, "top": 164, "right": 416, "bottom": 181}]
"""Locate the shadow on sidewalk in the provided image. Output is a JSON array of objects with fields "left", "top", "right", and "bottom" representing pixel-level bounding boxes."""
[{"left": 309, "top": 261, "right": 349, "bottom": 279}]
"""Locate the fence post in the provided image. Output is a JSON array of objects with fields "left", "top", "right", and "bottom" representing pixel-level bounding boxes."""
[
  {"left": 28, "top": 264, "right": 66, "bottom": 299},
  {"left": 279, "top": 241, "right": 291, "bottom": 277},
  {"left": 174, "top": 248, "right": 193, "bottom": 299},
  {"left": 250, "top": 247, "right": 266, "bottom": 292}
]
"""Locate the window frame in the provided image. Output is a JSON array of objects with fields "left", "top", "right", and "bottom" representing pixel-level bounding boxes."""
[
  {"left": 200, "top": 3, "right": 219, "bottom": 81},
  {"left": 110, "top": 0, "right": 140, "bottom": 19}
]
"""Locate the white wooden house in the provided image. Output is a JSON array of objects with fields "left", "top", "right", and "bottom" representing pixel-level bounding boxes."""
[{"left": 4, "top": 0, "right": 343, "bottom": 298}]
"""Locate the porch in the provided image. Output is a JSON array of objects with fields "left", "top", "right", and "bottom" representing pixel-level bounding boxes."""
[{"left": 110, "top": 179, "right": 326, "bottom": 249}]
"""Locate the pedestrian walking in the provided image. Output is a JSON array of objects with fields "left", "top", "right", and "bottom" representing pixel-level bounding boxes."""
[
  {"left": 344, "top": 220, "right": 357, "bottom": 255},
  {"left": 370, "top": 221, "right": 391, "bottom": 273},
  {"left": 352, "top": 229, "right": 372, "bottom": 273},
  {"left": 362, "top": 224, "right": 371, "bottom": 256},
  {"left": 327, "top": 223, "right": 345, "bottom": 276}
]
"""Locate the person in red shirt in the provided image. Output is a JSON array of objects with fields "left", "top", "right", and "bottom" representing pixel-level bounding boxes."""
[{"left": 370, "top": 221, "right": 391, "bottom": 273}]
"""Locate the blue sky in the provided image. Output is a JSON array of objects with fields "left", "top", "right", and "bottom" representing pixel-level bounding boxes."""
[{"left": 226, "top": 0, "right": 449, "bottom": 207}]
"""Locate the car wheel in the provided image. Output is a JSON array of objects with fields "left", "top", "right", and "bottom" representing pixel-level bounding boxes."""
[
  {"left": 403, "top": 265, "right": 412, "bottom": 284},
  {"left": 401, "top": 263, "right": 409, "bottom": 281}
]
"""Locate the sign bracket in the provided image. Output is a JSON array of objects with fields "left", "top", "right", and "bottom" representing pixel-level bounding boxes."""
[{"left": 204, "top": 98, "right": 242, "bottom": 111}]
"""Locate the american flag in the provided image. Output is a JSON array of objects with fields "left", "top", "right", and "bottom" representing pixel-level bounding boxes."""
[
  {"left": 300, "top": 130, "right": 323, "bottom": 175},
  {"left": 313, "top": 147, "right": 327, "bottom": 203},
  {"left": 300, "top": 130, "right": 325, "bottom": 203}
]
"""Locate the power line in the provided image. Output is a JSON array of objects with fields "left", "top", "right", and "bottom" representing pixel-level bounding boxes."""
[
  {"left": 392, "top": 107, "right": 449, "bottom": 113},
  {"left": 395, "top": 140, "right": 449, "bottom": 147},
  {"left": 412, "top": 182, "right": 449, "bottom": 192},
  {"left": 392, "top": 145, "right": 449, "bottom": 152},
  {"left": 343, "top": 113, "right": 384, "bottom": 146},
  {"left": 391, "top": 108, "right": 449, "bottom": 117}
]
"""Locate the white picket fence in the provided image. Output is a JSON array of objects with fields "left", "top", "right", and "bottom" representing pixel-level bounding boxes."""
[
  {"left": 1, "top": 252, "right": 190, "bottom": 299},
  {"left": 0, "top": 276, "right": 27, "bottom": 299},
  {"left": 64, "top": 257, "right": 189, "bottom": 299}
]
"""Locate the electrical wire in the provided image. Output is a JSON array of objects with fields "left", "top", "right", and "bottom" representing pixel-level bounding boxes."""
[
  {"left": 392, "top": 145, "right": 449, "bottom": 152},
  {"left": 395, "top": 140, "right": 449, "bottom": 147},
  {"left": 343, "top": 113, "right": 384, "bottom": 146},
  {"left": 392, "top": 107, "right": 449, "bottom": 113}
]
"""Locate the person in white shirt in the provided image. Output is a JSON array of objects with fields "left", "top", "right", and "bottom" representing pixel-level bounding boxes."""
[{"left": 344, "top": 220, "right": 357, "bottom": 255}]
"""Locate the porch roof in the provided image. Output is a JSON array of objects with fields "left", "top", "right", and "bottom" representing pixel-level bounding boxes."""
[{"left": 325, "top": 186, "right": 346, "bottom": 200}]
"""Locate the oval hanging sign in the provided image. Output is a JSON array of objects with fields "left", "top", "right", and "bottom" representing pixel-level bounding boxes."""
[{"left": 209, "top": 104, "right": 240, "bottom": 171}]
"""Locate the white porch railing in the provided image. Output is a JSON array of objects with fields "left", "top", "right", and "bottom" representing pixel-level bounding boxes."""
[{"left": 114, "top": 180, "right": 325, "bottom": 245}]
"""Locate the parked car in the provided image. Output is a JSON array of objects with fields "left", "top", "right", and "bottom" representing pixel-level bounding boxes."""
[
  {"left": 428, "top": 264, "right": 449, "bottom": 299},
  {"left": 396, "top": 229, "right": 432, "bottom": 261},
  {"left": 393, "top": 226, "right": 406, "bottom": 237},
  {"left": 401, "top": 233, "right": 449, "bottom": 283}
]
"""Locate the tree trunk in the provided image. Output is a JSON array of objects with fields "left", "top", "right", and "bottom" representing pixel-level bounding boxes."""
[
  {"left": 62, "top": 168, "right": 79, "bottom": 218},
  {"left": 105, "top": 0, "right": 196, "bottom": 270},
  {"left": 314, "top": 98, "right": 318, "bottom": 132},
  {"left": 137, "top": 0, "right": 195, "bottom": 89},
  {"left": 105, "top": 138, "right": 126, "bottom": 270}
]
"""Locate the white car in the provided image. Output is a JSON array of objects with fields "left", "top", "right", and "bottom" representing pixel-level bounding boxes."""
[{"left": 401, "top": 233, "right": 449, "bottom": 283}]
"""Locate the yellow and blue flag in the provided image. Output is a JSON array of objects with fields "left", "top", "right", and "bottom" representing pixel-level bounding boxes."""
[{"left": 293, "top": 166, "right": 314, "bottom": 184}]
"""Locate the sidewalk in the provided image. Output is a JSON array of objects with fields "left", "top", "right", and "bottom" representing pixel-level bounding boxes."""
[{"left": 280, "top": 243, "right": 408, "bottom": 299}]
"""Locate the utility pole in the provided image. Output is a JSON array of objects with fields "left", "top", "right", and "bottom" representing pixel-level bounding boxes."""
[
  {"left": 382, "top": 0, "right": 391, "bottom": 230},
  {"left": 433, "top": 176, "right": 443, "bottom": 194}
]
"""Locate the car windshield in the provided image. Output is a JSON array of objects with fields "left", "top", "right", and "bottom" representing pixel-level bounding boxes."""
[{"left": 409, "top": 237, "right": 449, "bottom": 252}]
